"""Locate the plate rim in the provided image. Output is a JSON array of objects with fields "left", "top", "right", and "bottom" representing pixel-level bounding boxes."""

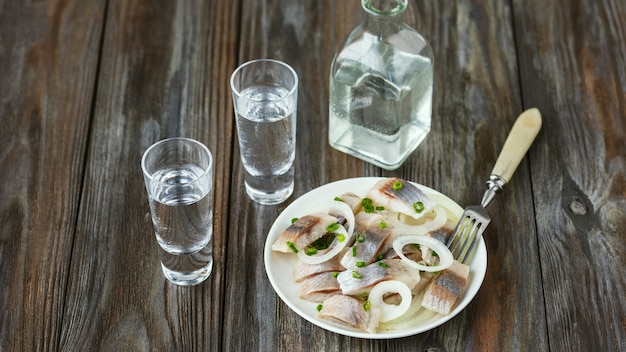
[{"left": 263, "top": 177, "right": 487, "bottom": 339}]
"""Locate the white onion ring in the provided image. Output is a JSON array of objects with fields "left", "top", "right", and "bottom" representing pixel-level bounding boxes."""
[
  {"left": 325, "top": 200, "right": 355, "bottom": 240},
  {"left": 392, "top": 235, "right": 453, "bottom": 272},
  {"left": 294, "top": 200, "right": 356, "bottom": 265},
  {"left": 296, "top": 225, "right": 350, "bottom": 264},
  {"left": 387, "top": 206, "right": 448, "bottom": 235},
  {"left": 368, "top": 280, "right": 413, "bottom": 322}
]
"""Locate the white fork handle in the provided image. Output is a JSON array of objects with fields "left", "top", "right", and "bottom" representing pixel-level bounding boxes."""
[{"left": 491, "top": 108, "right": 543, "bottom": 183}]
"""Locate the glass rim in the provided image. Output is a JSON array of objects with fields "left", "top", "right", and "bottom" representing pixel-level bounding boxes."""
[
  {"left": 229, "top": 59, "right": 299, "bottom": 103},
  {"left": 141, "top": 137, "right": 213, "bottom": 186}
]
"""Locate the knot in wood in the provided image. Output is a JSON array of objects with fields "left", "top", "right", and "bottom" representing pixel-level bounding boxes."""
[{"left": 568, "top": 197, "right": 587, "bottom": 215}]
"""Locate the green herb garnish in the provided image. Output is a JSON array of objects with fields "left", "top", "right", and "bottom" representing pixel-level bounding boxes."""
[
  {"left": 352, "top": 271, "right": 363, "bottom": 279},
  {"left": 362, "top": 198, "right": 375, "bottom": 213},
  {"left": 356, "top": 261, "right": 366, "bottom": 267},
  {"left": 326, "top": 223, "right": 339, "bottom": 232},
  {"left": 362, "top": 300, "right": 371, "bottom": 311},
  {"left": 286, "top": 241, "right": 298, "bottom": 254},
  {"left": 317, "top": 304, "right": 323, "bottom": 312},
  {"left": 413, "top": 201, "right": 425, "bottom": 213},
  {"left": 393, "top": 181, "right": 403, "bottom": 190}
]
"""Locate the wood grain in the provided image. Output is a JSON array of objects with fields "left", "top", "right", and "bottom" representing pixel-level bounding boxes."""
[
  {"left": 0, "top": 0, "right": 624, "bottom": 350},
  {"left": 0, "top": 0, "right": 105, "bottom": 350},
  {"left": 56, "top": 0, "right": 238, "bottom": 350},
  {"left": 514, "top": 0, "right": 626, "bottom": 350}
]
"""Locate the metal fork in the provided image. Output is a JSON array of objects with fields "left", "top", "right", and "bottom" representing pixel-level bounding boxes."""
[{"left": 447, "top": 108, "right": 543, "bottom": 263}]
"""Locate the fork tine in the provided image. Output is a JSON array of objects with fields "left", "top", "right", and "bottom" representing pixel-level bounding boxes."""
[
  {"left": 447, "top": 211, "right": 490, "bottom": 264},
  {"left": 457, "top": 223, "right": 486, "bottom": 263}
]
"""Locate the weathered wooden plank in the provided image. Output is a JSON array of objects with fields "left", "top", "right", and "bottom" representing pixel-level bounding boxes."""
[
  {"left": 0, "top": 1, "right": 105, "bottom": 350},
  {"left": 57, "top": 0, "right": 239, "bottom": 350},
  {"left": 514, "top": 0, "right": 626, "bottom": 350}
]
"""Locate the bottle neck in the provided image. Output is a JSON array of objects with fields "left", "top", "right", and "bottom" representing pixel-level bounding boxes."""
[
  {"left": 362, "top": 0, "right": 407, "bottom": 19},
  {"left": 361, "top": 0, "right": 406, "bottom": 34}
]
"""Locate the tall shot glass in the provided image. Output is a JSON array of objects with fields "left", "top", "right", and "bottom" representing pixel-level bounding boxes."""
[
  {"left": 230, "top": 59, "right": 298, "bottom": 205},
  {"left": 141, "top": 138, "right": 213, "bottom": 286}
]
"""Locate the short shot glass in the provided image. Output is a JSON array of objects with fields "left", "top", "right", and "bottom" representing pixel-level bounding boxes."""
[{"left": 141, "top": 137, "right": 214, "bottom": 286}]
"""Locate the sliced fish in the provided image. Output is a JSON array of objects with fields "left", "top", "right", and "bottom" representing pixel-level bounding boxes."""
[
  {"left": 421, "top": 260, "right": 470, "bottom": 315},
  {"left": 319, "top": 295, "right": 382, "bottom": 333},
  {"left": 272, "top": 212, "right": 338, "bottom": 253},
  {"left": 365, "top": 177, "right": 436, "bottom": 220},
  {"left": 292, "top": 251, "right": 346, "bottom": 283},
  {"left": 421, "top": 221, "right": 455, "bottom": 266},
  {"left": 354, "top": 211, "right": 385, "bottom": 233},
  {"left": 298, "top": 272, "right": 342, "bottom": 302},
  {"left": 337, "top": 259, "right": 421, "bottom": 295},
  {"left": 340, "top": 223, "right": 392, "bottom": 269},
  {"left": 336, "top": 192, "right": 363, "bottom": 214}
]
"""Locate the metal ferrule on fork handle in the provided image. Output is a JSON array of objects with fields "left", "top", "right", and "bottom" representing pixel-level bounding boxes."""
[{"left": 481, "top": 175, "right": 506, "bottom": 208}]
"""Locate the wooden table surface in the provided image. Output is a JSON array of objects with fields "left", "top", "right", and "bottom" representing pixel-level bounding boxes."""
[{"left": 1, "top": 0, "right": 625, "bottom": 351}]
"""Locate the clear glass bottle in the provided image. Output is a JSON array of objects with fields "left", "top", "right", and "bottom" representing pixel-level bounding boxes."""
[{"left": 329, "top": 0, "right": 434, "bottom": 170}]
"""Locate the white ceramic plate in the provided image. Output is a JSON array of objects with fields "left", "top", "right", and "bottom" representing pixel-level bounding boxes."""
[{"left": 263, "top": 177, "right": 487, "bottom": 339}]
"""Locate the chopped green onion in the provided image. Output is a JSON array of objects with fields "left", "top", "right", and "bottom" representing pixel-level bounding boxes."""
[
  {"left": 377, "top": 255, "right": 384, "bottom": 260},
  {"left": 413, "top": 201, "right": 425, "bottom": 213},
  {"left": 337, "top": 233, "right": 346, "bottom": 242},
  {"left": 377, "top": 261, "right": 388, "bottom": 268},
  {"left": 393, "top": 181, "right": 403, "bottom": 190},
  {"left": 356, "top": 261, "right": 366, "bottom": 267},
  {"left": 332, "top": 272, "right": 339, "bottom": 278},
  {"left": 334, "top": 196, "right": 344, "bottom": 202},
  {"left": 317, "top": 304, "right": 323, "bottom": 312},
  {"left": 362, "top": 300, "right": 371, "bottom": 311},
  {"left": 351, "top": 246, "right": 357, "bottom": 257},
  {"left": 352, "top": 271, "right": 363, "bottom": 279},
  {"left": 375, "top": 205, "right": 385, "bottom": 211},
  {"left": 378, "top": 221, "right": 387, "bottom": 229},
  {"left": 286, "top": 241, "right": 298, "bottom": 254},
  {"left": 362, "top": 198, "right": 375, "bottom": 213},
  {"left": 326, "top": 223, "right": 339, "bottom": 232},
  {"left": 305, "top": 248, "right": 318, "bottom": 256},
  {"left": 291, "top": 217, "right": 299, "bottom": 224},
  {"left": 356, "top": 234, "right": 365, "bottom": 243},
  {"left": 431, "top": 250, "right": 439, "bottom": 257}
]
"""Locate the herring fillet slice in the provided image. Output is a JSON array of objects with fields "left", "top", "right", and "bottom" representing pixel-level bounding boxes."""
[
  {"left": 298, "top": 272, "right": 341, "bottom": 302},
  {"left": 319, "top": 295, "right": 382, "bottom": 333},
  {"left": 292, "top": 252, "right": 345, "bottom": 282},
  {"left": 272, "top": 212, "right": 338, "bottom": 253},
  {"left": 421, "top": 259, "right": 469, "bottom": 315},
  {"left": 337, "top": 259, "right": 421, "bottom": 295},
  {"left": 365, "top": 177, "right": 436, "bottom": 220}
]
